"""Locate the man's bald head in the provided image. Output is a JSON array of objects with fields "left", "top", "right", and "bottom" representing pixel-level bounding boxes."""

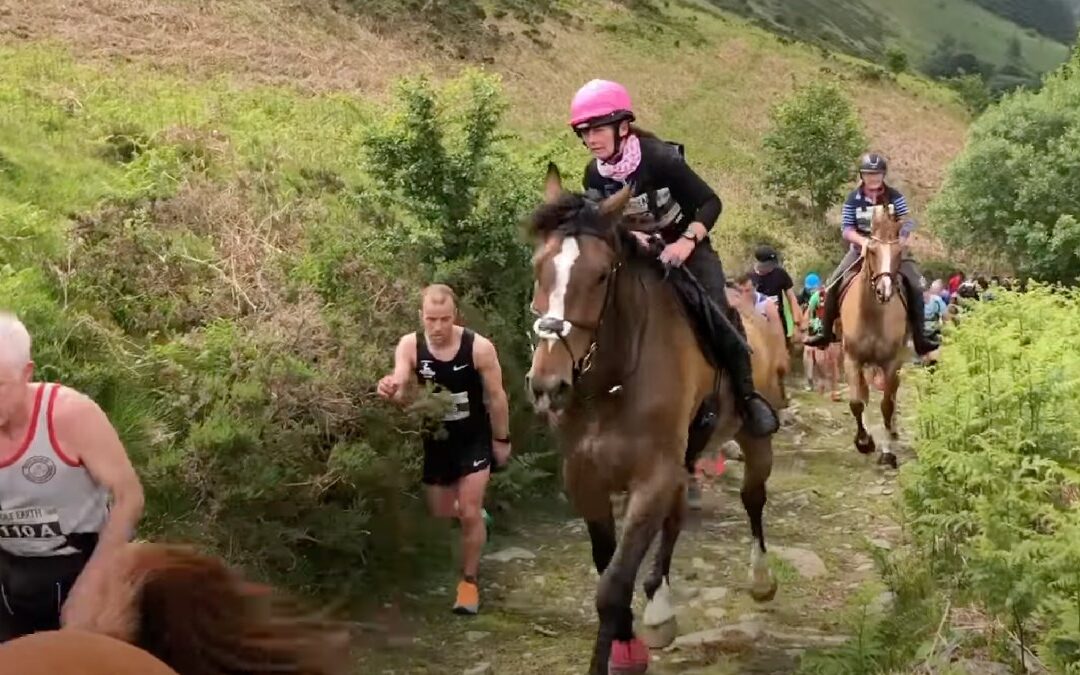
[
  {"left": 0, "top": 312, "right": 31, "bottom": 373},
  {"left": 419, "top": 285, "right": 458, "bottom": 348},
  {"left": 420, "top": 284, "right": 458, "bottom": 312},
  {"left": 0, "top": 312, "right": 34, "bottom": 428}
]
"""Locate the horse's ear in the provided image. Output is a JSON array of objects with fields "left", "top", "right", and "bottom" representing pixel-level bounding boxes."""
[
  {"left": 599, "top": 184, "right": 631, "bottom": 222},
  {"left": 544, "top": 163, "right": 563, "bottom": 203}
]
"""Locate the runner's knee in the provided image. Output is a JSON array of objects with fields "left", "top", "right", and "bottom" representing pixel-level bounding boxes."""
[{"left": 457, "top": 501, "right": 484, "bottom": 523}]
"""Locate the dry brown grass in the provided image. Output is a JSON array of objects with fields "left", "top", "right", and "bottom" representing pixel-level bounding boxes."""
[
  {"left": 3, "top": 0, "right": 972, "bottom": 270},
  {"left": 0, "top": 0, "right": 427, "bottom": 94}
]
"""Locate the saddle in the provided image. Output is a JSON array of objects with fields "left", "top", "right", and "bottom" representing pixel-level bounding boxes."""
[{"left": 835, "top": 257, "right": 910, "bottom": 311}]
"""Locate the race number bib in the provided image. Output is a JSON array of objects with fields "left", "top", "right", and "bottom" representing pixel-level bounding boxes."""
[
  {"left": 0, "top": 506, "right": 70, "bottom": 556},
  {"left": 443, "top": 391, "right": 471, "bottom": 422}
]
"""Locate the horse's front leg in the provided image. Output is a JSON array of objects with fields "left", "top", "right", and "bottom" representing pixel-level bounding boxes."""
[
  {"left": 845, "top": 354, "right": 876, "bottom": 455},
  {"left": 640, "top": 480, "right": 686, "bottom": 649},
  {"left": 879, "top": 366, "right": 901, "bottom": 469},
  {"left": 592, "top": 464, "right": 676, "bottom": 675}
]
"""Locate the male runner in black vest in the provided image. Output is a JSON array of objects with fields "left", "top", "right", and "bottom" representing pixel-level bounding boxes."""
[{"left": 377, "top": 285, "right": 511, "bottom": 616}]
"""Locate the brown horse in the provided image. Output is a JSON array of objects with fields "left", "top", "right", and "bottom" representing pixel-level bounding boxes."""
[
  {"left": 837, "top": 204, "right": 908, "bottom": 469},
  {"left": 526, "top": 166, "right": 777, "bottom": 675},
  {"left": 0, "top": 630, "right": 178, "bottom": 675},
  {"left": 0, "top": 542, "right": 350, "bottom": 675}
]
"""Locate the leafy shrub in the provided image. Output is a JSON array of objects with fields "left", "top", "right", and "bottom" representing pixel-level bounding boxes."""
[
  {"left": 904, "top": 286, "right": 1080, "bottom": 671},
  {"left": 885, "top": 47, "right": 909, "bottom": 74},
  {"left": 2, "top": 61, "right": 556, "bottom": 596},
  {"left": 930, "top": 50, "right": 1080, "bottom": 283}
]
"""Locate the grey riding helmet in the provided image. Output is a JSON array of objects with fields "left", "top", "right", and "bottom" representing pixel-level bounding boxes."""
[{"left": 859, "top": 153, "right": 887, "bottom": 174}]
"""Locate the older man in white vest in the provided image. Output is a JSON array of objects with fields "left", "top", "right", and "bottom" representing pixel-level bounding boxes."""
[{"left": 0, "top": 312, "right": 144, "bottom": 640}]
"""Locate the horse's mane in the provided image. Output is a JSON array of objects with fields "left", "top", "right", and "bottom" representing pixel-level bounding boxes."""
[
  {"left": 128, "top": 544, "right": 350, "bottom": 675},
  {"left": 529, "top": 191, "right": 612, "bottom": 240},
  {"left": 529, "top": 190, "right": 658, "bottom": 267},
  {"left": 870, "top": 203, "right": 901, "bottom": 239}
]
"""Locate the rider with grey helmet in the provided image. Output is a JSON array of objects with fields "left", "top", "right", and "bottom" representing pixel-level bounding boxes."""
[{"left": 804, "top": 153, "right": 940, "bottom": 356}]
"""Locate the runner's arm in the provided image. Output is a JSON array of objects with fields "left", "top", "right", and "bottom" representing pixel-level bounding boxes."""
[
  {"left": 379, "top": 334, "right": 416, "bottom": 405},
  {"left": 474, "top": 336, "right": 510, "bottom": 441},
  {"left": 53, "top": 391, "right": 144, "bottom": 565}
]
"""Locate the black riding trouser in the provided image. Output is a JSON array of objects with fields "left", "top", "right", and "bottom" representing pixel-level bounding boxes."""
[
  {"left": 680, "top": 239, "right": 755, "bottom": 392},
  {"left": 682, "top": 240, "right": 731, "bottom": 313}
]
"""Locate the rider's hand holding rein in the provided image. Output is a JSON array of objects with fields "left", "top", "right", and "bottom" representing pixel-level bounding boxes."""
[{"left": 659, "top": 222, "right": 707, "bottom": 268}]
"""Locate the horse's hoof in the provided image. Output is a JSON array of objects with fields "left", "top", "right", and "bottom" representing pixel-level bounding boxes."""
[
  {"left": 855, "top": 436, "right": 876, "bottom": 455},
  {"left": 750, "top": 577, "right": 778, "bottom": 603},
  {"left": 878, "top": 452, "right": 898, "bottom": 469},
  {"left": 609, "top": 637, "right": 650, "bottom": 674},
  {"left": 640, "top": 617, "right": 678, "bottom": 649}
]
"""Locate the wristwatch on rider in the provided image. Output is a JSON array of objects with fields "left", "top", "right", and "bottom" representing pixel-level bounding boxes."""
[{"left": 681, "top": 227, "right": 700, "bottom": 243}]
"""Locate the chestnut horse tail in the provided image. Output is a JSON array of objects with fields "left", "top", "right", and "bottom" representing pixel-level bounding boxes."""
[{"left": 131, "top": 544, "right": 350, "bottom": 675}]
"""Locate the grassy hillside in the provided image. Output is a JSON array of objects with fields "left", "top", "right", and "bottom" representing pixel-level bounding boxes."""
[
  {"left": 0, "top": 0, "right": 971, "bottom": 587},
  {"left": 706, "top": 0, "right": 1070, "bottom": 78}
]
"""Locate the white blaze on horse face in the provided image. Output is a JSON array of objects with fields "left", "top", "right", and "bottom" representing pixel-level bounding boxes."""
[
  {"left": 543, "top": 236, "right": 581, "bottom": 352},
  {"left": 878, "top": 243, "right": 894, "bottom": 298}
]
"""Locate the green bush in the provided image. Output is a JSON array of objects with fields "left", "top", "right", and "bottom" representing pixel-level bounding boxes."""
[
  {"left": 947, "top": 73, "right": 993, "bottom": 113},
  {"left": 904, "top": 286, "right": 1080, "bottom": 672},
  {"left": 885, "top": 47, "right": 909, "bottom": 74},
  {"left": 762, "top": 82, "right": 867, "bottom": 217}
]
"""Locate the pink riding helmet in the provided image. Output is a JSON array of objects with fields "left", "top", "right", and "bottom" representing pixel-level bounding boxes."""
[{"left": 569, "top": 79, "right": 636, "bottom": 130}]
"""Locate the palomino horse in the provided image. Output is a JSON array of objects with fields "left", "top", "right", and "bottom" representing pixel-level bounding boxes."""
[
  {"left": 0, "top": 543, "right": 350, "bottom": 675},
  {"left": 726, "top": 286, "right": 789, "bottom": 411},
  {"left": 837, "top": 204, "right": 908, "bottom": 469},
  {"left": 526, "top": 166, "right": 777, "bottom": 675}
]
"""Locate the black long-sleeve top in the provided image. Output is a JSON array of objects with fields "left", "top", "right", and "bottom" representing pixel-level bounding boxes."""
[{"left": 583, "top": 135, "right": 723, "bottom": 242}]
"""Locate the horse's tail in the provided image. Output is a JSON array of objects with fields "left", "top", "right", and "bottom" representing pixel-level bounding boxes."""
[{"left": 126, "top": 543, "right": 351, "bottom": 675}]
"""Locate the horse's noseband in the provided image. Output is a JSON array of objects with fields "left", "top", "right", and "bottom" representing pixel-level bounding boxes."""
[
  {"left": 533, "top": 316, "right": 572, "bottom": 339},
  {"left": 532, "top": 255, "right": 621, "bottom": 383}
]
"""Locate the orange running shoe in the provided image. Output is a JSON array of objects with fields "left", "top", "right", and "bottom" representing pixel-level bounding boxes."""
[{"left": 452, "top": 579, "right": 480, "bottom": 615}]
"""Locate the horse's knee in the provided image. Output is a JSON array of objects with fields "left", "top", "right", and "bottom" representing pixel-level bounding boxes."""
[{"left": 596, "top": 573, "right": 633, "bottom": 616}]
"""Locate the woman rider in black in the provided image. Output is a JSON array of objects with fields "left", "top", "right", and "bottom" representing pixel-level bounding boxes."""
[{"left": 569, "top": 79, "right": 778, "bottom": 437}]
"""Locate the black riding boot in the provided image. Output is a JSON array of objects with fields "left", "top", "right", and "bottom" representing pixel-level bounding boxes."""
[
  {"left": 803, "top": 285, "right": 840, "bottom": 348},
  {"left": 723, "top": 310, "right": 780, "bottom": 437},
  {"left": 682, "top": 243, "right": 779, "bottom": 438},
  {"left": 901, "top": 274, "right": 940, "bottom": 356}
]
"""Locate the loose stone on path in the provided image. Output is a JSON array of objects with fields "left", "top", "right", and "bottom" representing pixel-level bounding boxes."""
[
  {"left": 483, "top": 547, "right": 535, "bottom": 563},
  {"left": 771, "top": 546, "right": 827, "bottom": 579}
]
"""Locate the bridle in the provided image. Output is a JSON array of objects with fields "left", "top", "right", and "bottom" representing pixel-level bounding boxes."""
[
  {"left": 864, "top": 234, "right": 902, "bottom": 302},
  {"left": 532, "top": 233, "right": 622, "bottom": 383}
]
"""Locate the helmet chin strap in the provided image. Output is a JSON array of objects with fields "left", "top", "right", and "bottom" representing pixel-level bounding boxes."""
[{"left": 601, "top": 123, "right": 629, "bottom": 163}]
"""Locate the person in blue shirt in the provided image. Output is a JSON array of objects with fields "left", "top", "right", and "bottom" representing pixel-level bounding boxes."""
[{"left": 804, "top": 153, "right": 939, "bottom": 356}]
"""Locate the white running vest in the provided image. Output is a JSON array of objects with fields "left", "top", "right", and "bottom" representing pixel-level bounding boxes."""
[{"left": 0, "top": 384, "right": 109, "bottom": 557}]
